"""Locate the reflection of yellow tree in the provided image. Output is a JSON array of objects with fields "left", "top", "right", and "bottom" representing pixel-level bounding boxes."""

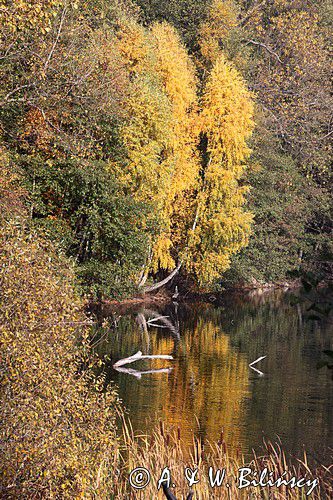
[
  {"left": 166, "top": 321, "right": 250, "bottom": 451},
  {"left": 119, "top": 317, "right": 250, "bottom": 453},
  {"left": 96, "top": 300, "right": 333, "bottom": 461}
]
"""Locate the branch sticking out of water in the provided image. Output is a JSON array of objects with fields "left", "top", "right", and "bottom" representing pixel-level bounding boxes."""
[
  {"left": 249, "top": 355, "right": 266, "bottom": 376},
  {"left": 113, "top": 350, "right": 173, "bottom": 368}
]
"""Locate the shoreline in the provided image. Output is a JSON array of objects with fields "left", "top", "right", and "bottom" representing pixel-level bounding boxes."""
[{"left": 88, "top": 279, "right": 303, "bottom": 316}]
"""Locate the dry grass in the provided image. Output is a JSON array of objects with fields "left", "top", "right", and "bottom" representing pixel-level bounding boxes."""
[{"left": 111, "top": 418, "right": 333, "bottom": 499}]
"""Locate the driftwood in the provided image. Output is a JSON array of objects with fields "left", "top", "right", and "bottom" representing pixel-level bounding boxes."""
[
  {"left": 113, "top": 366, "right": 173, "bottom": 379},
  {"left": 113, "top": 350, "right": 173, "bottom": 368},
  {"left": 162, "top": 483, "right": 194, "bottom": 500},
  {"left": 142, "top": 262, "right": 182, "bottom": 293},
  {"left": 147, "top": 315, "right": 169, "bottom": 324}
]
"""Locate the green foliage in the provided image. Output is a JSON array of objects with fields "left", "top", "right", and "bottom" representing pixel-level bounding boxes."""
[
  {"left": 224, "top": 131, "right": 331, "bottom": 285},
  {"left": 18, "top": 155, "right": 156, "bottom": 298}
]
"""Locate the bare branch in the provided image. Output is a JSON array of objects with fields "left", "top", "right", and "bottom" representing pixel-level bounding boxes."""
[
  {"left": 0, "top": 84, "right": 35, "bottom": 106},
  {"left": 243, "top": 39, "right": 283, "bottom": 64},
  {"left": 113, "top": 350, "right": 173, "bottom": 368},
  {"left": 44, "top": 5, "right": 67, "bottom": 73},
  {"left": 240, "top": 1, "right": 266, "bottom": 27},
  {"left": 142, "top": 262, "right": 182, "bottom": 293}
]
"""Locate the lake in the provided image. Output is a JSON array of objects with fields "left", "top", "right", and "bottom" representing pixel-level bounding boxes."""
[{"left": 92, "top": 291, "right": 333, "bottom": 463}]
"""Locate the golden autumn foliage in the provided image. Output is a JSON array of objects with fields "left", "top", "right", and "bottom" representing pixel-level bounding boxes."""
[
  {"left": 201, "top": 55, "right": 253, "bottom": 168},
  {"left": 1, "top": 0, "right": 256, "bottom": 291},
  {"left": 0, "top": 218, "right": 119, "bottom": 497},
  {"left": 0, "top": 144, "right": 26, "bottom": 218},
  {"left": 151, "top": 22, "right": 198, "bottom": 197},
  {"left": 149, "top": 22, "right": 200, "bottom": 271},
  {"left": 113, "top": 18, "right": 255, "bottom": 287},
  {"left": 0, "top": 0, "right": 62, "bottom": 35},
  {"left": 185, "top": 55, "right": 254, "bottom": 287},
  {"left": 113, "top": 19, "right": 173, "bottom": 208},
  {"left": 199, "top": 0, "right": 239, "bottom": 65},
  {"left": 1, "top": 0, "right": 332, "bottom": 497}
]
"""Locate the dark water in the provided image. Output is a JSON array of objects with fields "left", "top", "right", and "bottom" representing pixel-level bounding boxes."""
[{"left": 93, "top": 291, "right": 333, "bottom": 462}]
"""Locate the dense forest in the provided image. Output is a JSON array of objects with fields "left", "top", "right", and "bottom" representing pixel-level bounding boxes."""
[
  {"left": 1, "top": 0, "right": 332, "bottom": 299},
  {"left": 1, "top": 1, "right": 332, "bottom": 497}
]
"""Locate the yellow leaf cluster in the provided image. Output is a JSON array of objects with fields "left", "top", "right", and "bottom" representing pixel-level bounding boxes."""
[
  {"left": 185, "top": 55, "right": 254, "bottom": 286},
  {"left": 0, "top": 0, "right": 62, "bottom": 35},
  {"left": 151, "top": 22, "right": 199, "bottom": 197},
  {"left": 151, "top": 234, "right": 175, "bottom": 273},
  {"left": 115, "top": 21, "right": 255, "bottom": 283},
  {"left": 147, "top": 22, "right": 201, "bottom": 269},
  {"left": 201, "top": 54, "right": 254, "bottom": 170}
]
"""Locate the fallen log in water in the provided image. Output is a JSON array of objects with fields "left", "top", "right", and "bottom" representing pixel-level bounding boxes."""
[
  {"left": 249, "top": 355, "right": 266, "bottom": 376},
  {"left": 113, "top": 366, "right": 173, "bottom": 379},
  {"left": 113, "top": 350, "right": 173, "bottom": 368}
]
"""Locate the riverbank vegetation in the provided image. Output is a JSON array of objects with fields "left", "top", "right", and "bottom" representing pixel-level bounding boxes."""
[
  {"left": 0, "top": 179, "right": 120, "bottom": 496},
  {"left": 1, "top": 0, "right": 331, "bottom": 299},
  {"left": 1, "top": 0, "right": 332, "bottom": 498}
]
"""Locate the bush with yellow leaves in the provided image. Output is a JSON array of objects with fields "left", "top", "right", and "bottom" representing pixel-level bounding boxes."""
[{"left": 0, "top": 218, "right": 119, "bottom": 498}]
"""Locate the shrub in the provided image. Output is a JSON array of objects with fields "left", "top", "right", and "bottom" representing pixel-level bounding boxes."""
[
  {"left": 0, "top": 220, "right": 119, "bottom": 498},
  {"left": 18, "top": 155, "right": 157, "bottom": 299}
]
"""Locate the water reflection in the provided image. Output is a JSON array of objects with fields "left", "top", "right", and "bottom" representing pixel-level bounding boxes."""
[{"left": 92, "top": 292, "right": 333, "bottom": 462}]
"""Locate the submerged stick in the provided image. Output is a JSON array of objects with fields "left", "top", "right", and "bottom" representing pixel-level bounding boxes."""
[
  {"left": 144, "top": 309, "right": 180, "bottom": 340},
  {"left": 113, "top": 350, "right": 173, "bottom": 368}
]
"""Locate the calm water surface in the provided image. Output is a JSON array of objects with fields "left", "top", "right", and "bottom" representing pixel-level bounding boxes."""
[{"left": 93, "top": 291, "right": 333, "bottom": 462}]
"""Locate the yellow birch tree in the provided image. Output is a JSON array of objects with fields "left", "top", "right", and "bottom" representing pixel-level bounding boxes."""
[
  {"left": 185, "top": 54, "right": 254, "bottom": 287},
  {"left": 113, "top": 19, "right": 173, "bottom": 208},
  {"left": 149, "top": 22, "right": 200, "bottom": 273}
]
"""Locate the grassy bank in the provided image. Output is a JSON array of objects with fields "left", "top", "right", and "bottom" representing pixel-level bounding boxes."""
[{"left": 114, "top": 420, "right": 333, "bottom": 499}]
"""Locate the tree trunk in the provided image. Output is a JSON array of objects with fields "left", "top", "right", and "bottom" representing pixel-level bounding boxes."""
[
  {"left": 138, "top": 187, "right": 204, "bottom": 294},
  {"left": 142, "top": 261, "right": 182, "bottom": 293}
]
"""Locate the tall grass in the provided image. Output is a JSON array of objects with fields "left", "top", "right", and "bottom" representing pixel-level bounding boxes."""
[{"left": 112, "top": 417, "right": 333, "bottom": 499}]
